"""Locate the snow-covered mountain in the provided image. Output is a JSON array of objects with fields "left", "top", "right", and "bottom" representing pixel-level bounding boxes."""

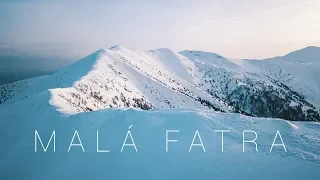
[
  {"left": 0, "top": 46, "right": 320, "bottom": 180},
  {"left": 1, "top": 45, "right": 319, "bottom": 121},
  {"left": 181, "top": 49, "right": 320, "bottom": 121},
  {"left": 1, "top": 46, "right": 233, "bottom": 113}
]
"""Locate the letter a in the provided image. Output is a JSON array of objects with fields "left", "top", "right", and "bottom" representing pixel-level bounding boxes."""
[
  {"left": 270, "top": 130, "right": 286, "bottom": 152},
  {"left": 68, "top": 130, "right": 85, "bottom": 152},
  {"left": 189, "top": 130, "right": 206, "bottom": 152},
  {"left": 121, "top": 125, "right": 137, "bottom": 152}
]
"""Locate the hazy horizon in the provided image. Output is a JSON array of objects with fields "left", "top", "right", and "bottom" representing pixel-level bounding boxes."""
[{"left": 1, "top": 0, "right": 320, "bottom": 60}]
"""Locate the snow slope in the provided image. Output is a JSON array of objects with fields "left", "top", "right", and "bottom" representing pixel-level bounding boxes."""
[
  {"left": 235, "top": 46, "right": 320, "bottom": 108},
  {"left": 0, "top": 76, "right": 46, "bottom": 104},
  {"left": 180, "top": 50, "right": 320, "bottom": 121},
  {"left": 0, "top": 94, "right": 319, "bottom": 179}
]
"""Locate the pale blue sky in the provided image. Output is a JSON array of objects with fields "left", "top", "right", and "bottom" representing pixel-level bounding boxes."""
[{"left": 1, "top": 0, "right": 320, "bottom": 59}]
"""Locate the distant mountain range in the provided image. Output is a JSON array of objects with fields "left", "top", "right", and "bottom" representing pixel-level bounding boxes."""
[{"left": 1, "top": 46, "right": 319, "bottom": 121}]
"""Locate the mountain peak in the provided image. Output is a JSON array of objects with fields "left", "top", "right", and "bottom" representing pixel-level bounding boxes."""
[
  {"left": 96, "top": 48, "right": 108, "bottom": 54},
  {"left": 148, "top": 48, "right": 176, "bottom": 55},
  {"left": 180, "top": 50, "right": 225, "bottom": 59},
  {"left": 109, "top": 45, "right": 126, "bottom": 50},
  {"left": 302, "top": 46, "right": 320, "bottom": 50},
  {"left": 289, "top": 46, "right": 320, "bottom": 54},
  {"left": 279, "top": 46, "right": 320, "bottom": 63}
]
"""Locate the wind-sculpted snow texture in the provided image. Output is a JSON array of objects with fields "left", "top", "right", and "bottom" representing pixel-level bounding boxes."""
[{"left": 1, "top": 45, "right": 319, "bottom": 121}]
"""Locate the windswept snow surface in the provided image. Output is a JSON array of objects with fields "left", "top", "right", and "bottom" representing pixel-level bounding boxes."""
[{"left": 0, "top": 94, "right": 319, "bottom": 179}]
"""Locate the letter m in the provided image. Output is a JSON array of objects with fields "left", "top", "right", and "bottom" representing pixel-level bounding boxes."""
[{"left": 35, "top": 130, "right": 55, "bottom": 152}]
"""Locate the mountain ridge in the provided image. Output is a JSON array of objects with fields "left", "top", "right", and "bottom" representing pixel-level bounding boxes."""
[{"left": 1, "top": 45, "right": 319, "bottom": 121}]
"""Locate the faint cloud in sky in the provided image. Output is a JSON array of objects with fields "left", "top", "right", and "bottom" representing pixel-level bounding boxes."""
[{"left": 0, "top": 0, "right": 320, "bottom": 59}]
